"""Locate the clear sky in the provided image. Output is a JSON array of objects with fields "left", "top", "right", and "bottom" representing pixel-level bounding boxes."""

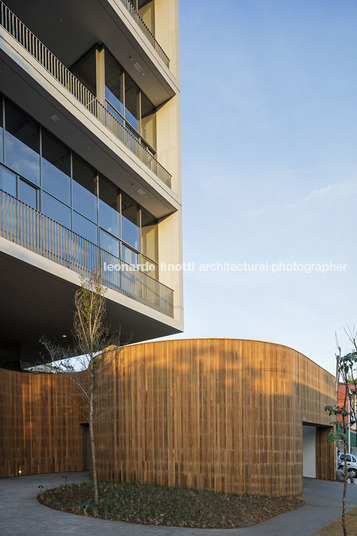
[{"left": 165, "top": 0, "right": 357, "bottom": 375}]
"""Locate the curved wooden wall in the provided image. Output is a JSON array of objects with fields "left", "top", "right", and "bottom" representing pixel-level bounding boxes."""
[
  {"left": 95, "top": 339, "right": 335, "bottom": 497},
  {"left": 0, "top": 370, "right": 85, "bottom": 477},
  {"left": 0, "top": 339, "right": 335, "bottom": 497}
]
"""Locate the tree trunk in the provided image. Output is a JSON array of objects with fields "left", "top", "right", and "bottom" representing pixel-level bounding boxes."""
[
  {"left": 342, "top": 439, "right": 347, "bottom": 536},
  {"left": 89, "top": 391, "right": 98, "bottom": 503}
]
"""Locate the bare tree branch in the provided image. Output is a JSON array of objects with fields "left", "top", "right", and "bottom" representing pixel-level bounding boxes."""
[{"left": 40, "top": 270, "right": 125, "bottom": 503}]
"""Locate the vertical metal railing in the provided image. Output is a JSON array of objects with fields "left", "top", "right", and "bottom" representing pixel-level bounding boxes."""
[
  {"left": 0, "top": 190, "right": 174, "bottom": 317},
  {"left": 0, "top": 0, "right": 172, "bottom": 189},
  {"left": 119, "top": 0, "right": 170, "bottom": 68}
]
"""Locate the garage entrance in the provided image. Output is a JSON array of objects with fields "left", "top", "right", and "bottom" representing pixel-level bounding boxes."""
[
  {"left": 303, "top": 423, "right": 334, "bottom": 480},
  {"left": 303, "top": 425, "right": 316, "bottom": 477}
]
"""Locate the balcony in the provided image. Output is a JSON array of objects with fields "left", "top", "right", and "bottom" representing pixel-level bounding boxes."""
[
  {"left": 0, "top": 189, "right": 174, "bottom": 317},
  {"left": 119, "top": 0, "right": 170, "bottom": 68},
  {"left": 0, "top": 1, "right": 172, "bottom": 189}
]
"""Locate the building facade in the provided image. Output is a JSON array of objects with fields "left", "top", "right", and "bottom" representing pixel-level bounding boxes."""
[{"left": 0, "top": 0, "right": 183, "bottom": 369}]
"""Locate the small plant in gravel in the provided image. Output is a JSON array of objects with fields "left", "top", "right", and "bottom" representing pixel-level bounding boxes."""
[{"left": 38, "top": 480, "right": 304, "bottom": 529}]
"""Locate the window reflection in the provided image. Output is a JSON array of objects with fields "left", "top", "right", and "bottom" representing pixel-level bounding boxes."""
[
  {"left": 104, "top": 49, "right": 156, "bottom": 147},
  {"left": 0, "top": 165, "right": 16, "bottom": 197},
  {"left": 98, "top": 174, "right": 120, "bottom": 236},
  {"left": 73, "top": 211, "right": 98, "bottom": 244},
  {"left": 105, "top": 50, "right": 124, "bottom": 116},
  {"left": 42, "top": 192, "right": 71, "bottom": 228},
  {"left": 73, "top": 155, "right": 97, "bottom": 222},
  {"left": 5, "top": 101, "right": 40, "bottom": 186},
  {"left": 100, "top": 229, "right": 119, "bottom": 257},
  {"left": 122, "top": 244, "right": 137, "bottom": 266},
  {"left": 42, "top": 130, "right": 71, "bottom": 205},
  {"left": 0, "top": 94, "right": 160, "bottom": 280},
  {"left": 122, "top": 192, "right": 140, "bottom": 250},
  {"left": 18, "top": 179, "right": 37, "bottom": 209},
  {"left": 125, "top": 73, "right": 139, "bottom": 131}
]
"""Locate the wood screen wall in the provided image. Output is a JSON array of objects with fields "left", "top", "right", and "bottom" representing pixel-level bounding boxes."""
[
  {"left": 0, "top": 369, "right": 85, "bottom": 477},
  {"left": 95, "top": 339, "right": 336, "bottom": 497},
  {"left": 0, "top": 339, "right": 335, "bottom": 497}
]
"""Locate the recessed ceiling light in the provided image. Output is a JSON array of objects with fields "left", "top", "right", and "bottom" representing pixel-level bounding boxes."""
[
  {"left": 134, "top": 62, "right": 142, "bottom": 72},
  {"left": 62, "top": 334, "right": 67, "bottom": 338},
  {"left": 137, "top": 188, "right": 145, "bottom": 196},
  {"left": 51, "top": 114, "right": 59, "bottom": 122}
]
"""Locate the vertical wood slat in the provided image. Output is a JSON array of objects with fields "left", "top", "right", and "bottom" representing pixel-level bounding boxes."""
[
  {"left": 94, "top": 339, "right": 336, "bottom": 497},
  {"left": 0, "top": 370, "right": 86, "bottom": 477},
  {"left": 0, "top": 340, "right": 336, "bottom": 497}
]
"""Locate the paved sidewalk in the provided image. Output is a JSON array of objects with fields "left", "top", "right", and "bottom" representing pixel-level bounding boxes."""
[{"left": 1, "top": 473, "right": 357, "bottom": 536}]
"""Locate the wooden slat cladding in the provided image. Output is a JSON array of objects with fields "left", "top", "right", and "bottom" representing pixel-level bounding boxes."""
[
  {"left": 94, "top": 339, "right": 335, "bottom": 497},
  {"left": 0, "top": 370, "right": 85, "bottom": 477},
  {"left": 316, "top": 427, "right": 334, "bottom": 480},
  {"left": 0, "top": 339, "right": 335, "bottom": 497}
]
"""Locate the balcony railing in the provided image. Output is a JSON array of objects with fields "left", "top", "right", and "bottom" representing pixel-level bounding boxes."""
[
  {"left": 0, "top": 189, "right": 174, "bottom": 317},
  {"left": 0, "top": 1, "right": 172, "bottom": 189},
  {"left": 119, "top": 0, "right": 170, "bottom": 68}
]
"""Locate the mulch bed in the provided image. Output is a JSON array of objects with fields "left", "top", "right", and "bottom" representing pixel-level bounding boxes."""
[{"left": 38, "top": 480, "right": 304, "bottom": 528}]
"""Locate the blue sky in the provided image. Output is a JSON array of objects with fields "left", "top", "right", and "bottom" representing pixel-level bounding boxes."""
[{"left": 167, "top": 0, "right": 357, "bottom": 374}]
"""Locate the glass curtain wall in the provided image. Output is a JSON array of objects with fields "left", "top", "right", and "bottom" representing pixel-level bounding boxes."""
[
  {"left": 104, "top": 49, "right": 157, "bottom": 150},
  {"left": 69, "top": 47, "right": 157, "bottom": 152},
  {"left": 0, "top": 95, "right": 159, "bottom": 279}
]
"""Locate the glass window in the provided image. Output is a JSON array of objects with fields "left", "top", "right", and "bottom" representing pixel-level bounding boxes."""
[
  {"left": 42, "top": 130, "right": 71, "bottom": 205},
  {"left": 141, "top": 208, "right": 157, "bottom": 261},
  {"left": 98, "top": 175, "right": 120, "bottom": 236},
  {"left": 105, "top": 50, "right": 124, "bottom": 116},
  {"left": 122, "top": 244, "right": 138, "bottom": 266},
  {"left": 72, "top": 211, "right": 98, "bottom": 244},
  {"left": 121, "top": 192, "right": 139, "bottom": 250},
  {"left": 72, "top": 154, "right": 97, "bottom": 222},
  {"left": 125, "top": 73, "right": 139, "bottom": 131},
  {"left": 106, "top": 102, "right": 124, "bottom": 125},
  {"left": 4, "top": 101, "right": 40, "bottom": 186},
  {"left": 140, "top": 92, "right": 156, "bottom": 148},
  {"left": 18, "top": 179, "right": 37, "bottom": 209},
  {"left": 42, "top": 192, "right": 71, "bottom": 228},
  {"left": 100, "top": 229, "right": 119, "bottom": 257},
  {"left": 0, "top": 165, "right": 16, "bottom": 197}
]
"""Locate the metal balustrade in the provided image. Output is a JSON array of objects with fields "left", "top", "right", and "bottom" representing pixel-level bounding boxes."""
[
  {"left": 119, "top": 0, "right": 170, "bottom": 68},
  {"left": 0, "top": 189, "right": 174, "bottom": 317},
  {"left": 0, "top": 1, "right": 172, "bottom": 189}
]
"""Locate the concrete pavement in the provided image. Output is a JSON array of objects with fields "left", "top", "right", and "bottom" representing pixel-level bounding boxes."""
[{"left": 1, "top": 472, "right": 357, "bottom": 536}]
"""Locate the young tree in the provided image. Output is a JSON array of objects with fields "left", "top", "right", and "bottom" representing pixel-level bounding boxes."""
[
  {"left": 325, "top": 329, "right": 357, "bottom": 536},
  {"left": 41, "top": 271, "right": 122, "bottom": 503}
]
